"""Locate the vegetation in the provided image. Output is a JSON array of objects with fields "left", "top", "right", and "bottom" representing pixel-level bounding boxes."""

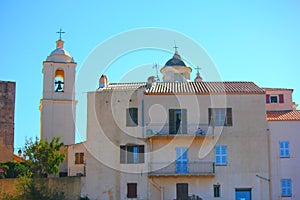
[
  {"left": 2, "top": 176, "right": 65, "bottom": 200},
  {"left": 0, "top": 162, "right": 29, "bottom": 179},
  {"left": 24, "top": 136, "right": 66, "bottom": 177},
  {"left": 0, "top": 137, "right": 67, "bottom": 200}
]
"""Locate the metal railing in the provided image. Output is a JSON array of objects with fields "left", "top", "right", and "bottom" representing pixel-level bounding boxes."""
[
  {"left": 148, "top": 161, "right": 215, "bottom": 176},
  {"left": 146, "top": 123, "right": 212, "bottom": 136}
]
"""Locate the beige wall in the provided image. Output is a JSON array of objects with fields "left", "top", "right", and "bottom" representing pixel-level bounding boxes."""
[
  {"left": 144, "top": 94, "right": 270, "bottom": 199},
  {"left": 269, "top": 121, "right": 300, "bottom": 200},
  {"left": 85, "top": 89, "right": 148, "bottom": 200},
  {"left": 40, "top": 61, "right": 76, "bottom": 146},
  {"left": 68, "top": 142, "right": 87, "bottom": 176},
  {"left": 84, "top": 87, "right": 270, "bottom": 199}
]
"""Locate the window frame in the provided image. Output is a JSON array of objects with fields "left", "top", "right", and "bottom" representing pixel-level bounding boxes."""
[
  {"left": 75, "top": 152, "right": 84, "bottom": 164},
  {"left": 126, "top": 107, "right": 138, "bottom": 127},
  {"left": 127, "top": 183, "right": 137, "bottom": 198},
  {"left": 120, "top": 145, "right": 144, "bottom": 164},
  {"left": 215, "top": 145, "right": 227, "bottom": 166},
  {"left": 281, "top": 178, "right": 292, "bottom": 197},
  {"left": 213, "top": 184, "right": 221, "bottom": 198},
  {"left": 279, "top": 141, "right": 290, "bottom": 158},
  {"left": 266, "top": 94, "right": 284, "bottom": 104},
  {"left": 209, "top": 108, "right": 232, "bottom": 126},
  {"left": 270, "top": 95, "right": 278, "bottom": 104}
]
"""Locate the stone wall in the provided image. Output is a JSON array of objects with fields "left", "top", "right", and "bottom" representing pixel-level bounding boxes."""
[
  {"left": 0, "top": 81, "right": 15, "bottom": 162},
  {"left": 0, "top": 177, "right": 83, "bottom": 200}
]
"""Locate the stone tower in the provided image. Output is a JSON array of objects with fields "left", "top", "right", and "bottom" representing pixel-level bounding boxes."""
[
  {"left": 0, "top": 81, "right": 15, "bottom": 162},
  {"left": 40, "top": 37, "right": 77, "bottom": 146}
]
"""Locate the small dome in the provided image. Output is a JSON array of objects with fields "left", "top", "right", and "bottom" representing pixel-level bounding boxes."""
[
  {"left": 164, "top": 51, "right": 186, "bottom": 67},
  {"left": 46, "top": 40, "right": 74, "bottom": 63},
  {"left": 49, "top": 48, "right": 71, "bottom": 57}
]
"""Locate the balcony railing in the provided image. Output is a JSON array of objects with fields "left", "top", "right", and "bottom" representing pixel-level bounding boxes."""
[
  {"left": 146, "top": 123, "right": 213, "bottom": 137},
  {"left": 148, "top": 161, "right": 215, "bottom": 177}
]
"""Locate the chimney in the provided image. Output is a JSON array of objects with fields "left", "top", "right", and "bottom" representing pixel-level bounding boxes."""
[
  {"left": 99, "top": 75, "right": 109, "bottom": 88},
  {"left": 146, "top": 76, "right": 156, "bottom": 89}
]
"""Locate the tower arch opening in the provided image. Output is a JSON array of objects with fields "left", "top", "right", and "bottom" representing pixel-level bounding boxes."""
[{"left": 54, "top": 69, "right": 64, "bottom": 92}]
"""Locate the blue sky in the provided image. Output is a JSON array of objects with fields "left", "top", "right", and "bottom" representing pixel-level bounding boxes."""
[{"left": 1, "top": 1, "right": 300, "bottom": 150}]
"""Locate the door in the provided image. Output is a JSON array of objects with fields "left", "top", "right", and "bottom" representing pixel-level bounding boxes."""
[
  {"left": 176, "top": 147, "right": 188, "bottom": 174},
  {"left": 177, "top": 183, "right": 188, "bottom": 200},
  {"left": 169, "top": 109, "right": 187, "bottom": 134},
  {"left": 235, "top": 189, "right": 251, "bottom": 200},
  {"left": 175, "top": 110, "right": 182, "bottom": 134}
]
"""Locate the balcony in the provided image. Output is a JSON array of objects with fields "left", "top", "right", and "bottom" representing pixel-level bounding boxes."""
[
  {"left": 148, "top": 161, "right": 215, "bottom": 177},
  {"left": 146, "top": 123, "right": 213, "bottom": 138}
]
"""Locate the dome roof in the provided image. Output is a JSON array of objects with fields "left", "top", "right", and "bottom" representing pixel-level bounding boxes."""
[
  {"left": 49, "top": 48, "right": 71, "bottom": 57},
  {"left": 164, "top": 51, "right": 186, "bottom": 67},
  {"left": 46, "top": 40, "right": 74, "bottom": 63}
]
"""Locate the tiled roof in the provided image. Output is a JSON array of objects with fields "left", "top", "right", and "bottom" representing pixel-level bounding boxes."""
[
  {"left": 99, "top": 81, "right": 264, "bottom": 95},
  {"left": 99, "top": 82, "right": 146, "bottom": 91},
  {"left": 262, "top": 88, "right": 293, "bottom": 91},
  {"left": 267, "top": 110, "right": 300, "bottom": 121},
  {"left": 145, "top": 82, "right": 264, "bottom": 95}
]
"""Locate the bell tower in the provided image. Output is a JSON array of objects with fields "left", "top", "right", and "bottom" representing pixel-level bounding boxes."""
[{"left": 40, "top": 30, "right": 76, "bottom": 145}]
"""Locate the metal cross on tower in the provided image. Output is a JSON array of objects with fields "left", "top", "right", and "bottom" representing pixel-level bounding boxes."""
[
  {"left": 195, "top": 65, "right": 201, "bottom": 73},
  {"left": 56, "top": 28, "right": 65, "bottom": 40},
  {"left": 173, "top": 40, "right": 179, "bottom": 51}
]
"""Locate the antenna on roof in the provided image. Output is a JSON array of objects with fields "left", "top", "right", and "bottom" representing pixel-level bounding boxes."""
[{"left": 153, "top": 63, "right": 160, "bottom": 82}]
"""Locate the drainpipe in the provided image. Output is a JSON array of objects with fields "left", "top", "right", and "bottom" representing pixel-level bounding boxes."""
[
  {"left": 142, "top": 97, "right": 145, "bottom": 138},
  {"left": 149, "top": 178, "right": 164, "bottom": 200}
]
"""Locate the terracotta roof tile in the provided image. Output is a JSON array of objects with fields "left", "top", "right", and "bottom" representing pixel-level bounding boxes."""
[
  {"left": 99, "top": 82, "right": 146, "bottom": 91},
  {"left": 99, "top": 81, "right": 265, "bottom": 95},
  {"left": 145, "top": 82, "right": 264, "bottom": 95},
  {"left": 267, "top": 110, "right": 300, "bottom": 121},
  {"left": 262, "top": 88, "right": 293, "bottom": 91}
]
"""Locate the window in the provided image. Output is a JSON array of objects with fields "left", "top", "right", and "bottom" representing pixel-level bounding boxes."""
[
  {"left": 75, "top": 152, "right": 84, "bottom": 164},
  {"left": 174, "top": 73, "right": 184, "bottom": 82},
  {"left": 235, "top": 188, "right": 251, "bottom": 200},
  {"left": 280, "top": 141, "right": 290, "bottom": 158},
  {"left": 176, "top": 147, "right": 188, "bottom": 174},
  {"left": 213, "top": 184, "right": 221, "bottom": 197},
  {"left": 209, "top": 108, "right": 232, "bottom": 126},
  {"left": 270, "top": 95, "right": 278, "bottom": 103},
  {"left": 281, "top": 179, "right": 292, "bottom": 197},
  {"left": 120, "top": 145, "right": 144, "bottom": 164},
  {"left": 126, "top": 108, "right": 138, "bottom": 126},
  {"left": 169, "top": 109, "right": 187, "bottom": 134},
  {"left": 215, "top": 145, "right": 227, "bottom": 165},
  {"left": 127, "top": 183, "right": 137, "bottom": 198},
  {"left": 266, "top": 94, "right": 284, "bottom": 104},
  {"left": 176, "top": 183, "right": 188, "bottom": 200}
]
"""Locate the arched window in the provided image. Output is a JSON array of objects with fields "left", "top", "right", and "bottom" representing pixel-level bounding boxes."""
[{"left": 54, "top": 69, "right": 64, "bottom": 92}]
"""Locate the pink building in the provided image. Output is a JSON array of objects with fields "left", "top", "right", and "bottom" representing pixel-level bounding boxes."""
[{"left": 264, "top": 88, "right": 300, "bottom": 200}]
